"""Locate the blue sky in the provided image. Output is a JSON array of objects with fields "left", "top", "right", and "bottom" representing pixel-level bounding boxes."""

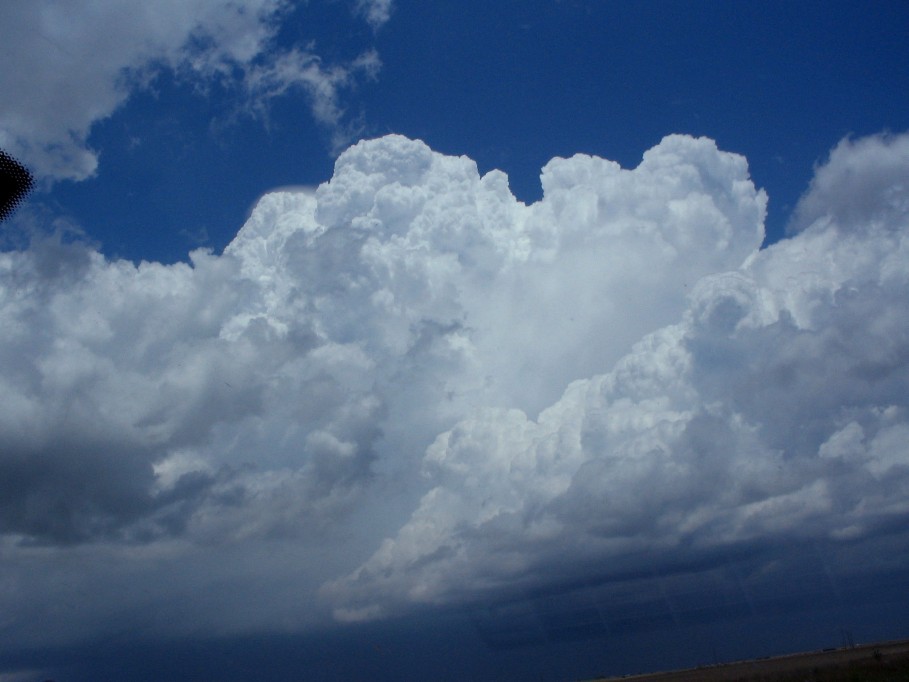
[
  {"left": 27, "top": 1, "right": 909, "bottom": 262},
  {"left": 2, "top": 2, "right": 909, "bottom": 681}
]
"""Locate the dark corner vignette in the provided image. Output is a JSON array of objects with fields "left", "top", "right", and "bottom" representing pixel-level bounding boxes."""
[{"left": 0, "top": 149, "right": 35, "bottom": 222}]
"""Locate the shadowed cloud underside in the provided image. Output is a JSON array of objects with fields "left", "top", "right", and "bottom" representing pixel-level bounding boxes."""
[{"left": 0, "top": 133, "right": 907, "bottom": 664}]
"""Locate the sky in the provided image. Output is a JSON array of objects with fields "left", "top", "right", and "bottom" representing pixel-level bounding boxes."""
[{"left": 1, "top": 1, "right": 909, "bottom": 680}]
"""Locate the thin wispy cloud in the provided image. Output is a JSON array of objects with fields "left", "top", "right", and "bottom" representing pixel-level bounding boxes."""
[{"left": 356, "top": 0, "right": 394, "bottom": 29}]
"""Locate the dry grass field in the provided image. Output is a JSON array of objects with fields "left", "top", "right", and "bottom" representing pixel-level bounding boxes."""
[{"left": 590, "top": 638, "right": 909, "bottom": 682}]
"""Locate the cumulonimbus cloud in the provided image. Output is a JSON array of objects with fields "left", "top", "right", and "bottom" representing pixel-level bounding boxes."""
[
  {"left": 0, "top": 131, "right": 906, "bottom": 646},
  {"left": 321, "top": 132, "right": 909, "bottom": 622}
]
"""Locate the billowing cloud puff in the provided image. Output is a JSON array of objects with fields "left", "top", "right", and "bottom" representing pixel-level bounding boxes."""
[
  {"left": 788, "top": 132, "right": 909, "bottom": 234},
  {"left": 0, "top": 0, "right": 382, "bottom": 181},
  {"left": 0, "top": 133, "right": 764, "bottom": 547},
  {"left": 323, "top": 133, "right": 909, "bottom": 622},
  {"left": 1, "top": 131, "right": 907, "bottom": 649}
]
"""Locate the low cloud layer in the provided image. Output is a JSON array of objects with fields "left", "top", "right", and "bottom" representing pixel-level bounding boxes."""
[
  {"left": 0, "top": 132, "right": 907, "bottom": 651},
  {"left": 0, "top": 0, "right": 386, "bottom": 182}
]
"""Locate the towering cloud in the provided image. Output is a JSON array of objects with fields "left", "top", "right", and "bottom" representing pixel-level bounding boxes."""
[
  {"left": 0, "top": 132, "right": 907, "bottom": 651},
  {"left": 325, "top": 132, "right": 909, "bottom": 621}
]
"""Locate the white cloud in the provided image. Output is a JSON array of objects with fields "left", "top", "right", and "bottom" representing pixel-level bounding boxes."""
[
  {"left": 1, "top": 131, "right": 907, "bottom": 648},
  {"left": 788, "top": 132, "right": 909, "bottom": 234},
  {"left": 243, "top": 48, "right": 382, "bottom": 153},
  {"left": 0, "top": 0, "right": 383, "bottom": 182},
  {"left": 323, "top": 132, "right": 909, "bottom": 621},
  {"left": 356, "top": 0, "right": 394, "bottom": 29}
]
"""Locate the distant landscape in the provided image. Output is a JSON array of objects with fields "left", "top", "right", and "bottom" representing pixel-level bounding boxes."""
[{"left": 591, "top": 638, "right": 909, "bottom": 682}]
